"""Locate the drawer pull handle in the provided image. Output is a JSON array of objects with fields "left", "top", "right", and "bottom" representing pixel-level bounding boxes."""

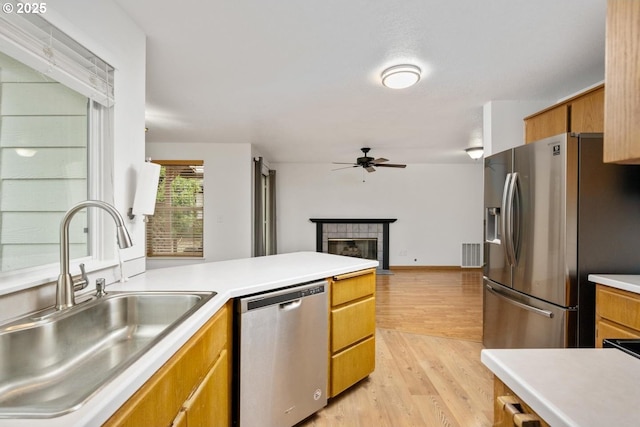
[
  {"left": 497, "top": 395, "right": 541, "bottom": 427},
  {"left": 333, "top": 269, "right": 374, "bottom": 281}
]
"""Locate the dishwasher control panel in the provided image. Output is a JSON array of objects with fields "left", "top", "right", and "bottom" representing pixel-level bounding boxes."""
[{"left": 300, "top": 284, "right": 325, "bottom": 297}]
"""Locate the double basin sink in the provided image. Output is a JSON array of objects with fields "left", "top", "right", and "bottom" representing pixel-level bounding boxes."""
[{"left": 0, "top": 290, "right": 216, "bottom": 418}]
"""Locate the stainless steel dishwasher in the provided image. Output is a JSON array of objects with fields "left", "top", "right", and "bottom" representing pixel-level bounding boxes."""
[{"left": 237, "top": 280, "right": 328, "bottom": 427}]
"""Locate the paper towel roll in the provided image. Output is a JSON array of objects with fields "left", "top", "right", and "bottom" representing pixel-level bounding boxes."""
[{"left": 132, "top": 162, "right": 161, "bottom": 216}]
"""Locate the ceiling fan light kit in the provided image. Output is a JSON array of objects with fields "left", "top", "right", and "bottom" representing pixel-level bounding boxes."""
[{"left": 381, "top": 64, "right": 421, "bottom": 89}]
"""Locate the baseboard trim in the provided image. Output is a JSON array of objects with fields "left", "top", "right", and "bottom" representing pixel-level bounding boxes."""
[{"left": 390, "top": 265, "right": 483, "bottom": 272}]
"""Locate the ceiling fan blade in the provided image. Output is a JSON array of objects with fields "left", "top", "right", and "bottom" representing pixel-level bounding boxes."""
[
  {"left": 375, "top": 163, "right": 406, "bottom": 168},
  {"left": 332, "top": 165, "right": 359, "bottom": 171},
  {"left": 365, "top": 166, "right": 376, "bottom": 172},
  {"left": 332, "top": 162, "right": 358, "bottom": 165},
  {"left": 372, "top": 158, "right": 389, "bottom": 163}
]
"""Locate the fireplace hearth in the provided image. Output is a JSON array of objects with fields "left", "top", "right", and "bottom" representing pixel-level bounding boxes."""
[{"left": 309, "top": 218, "right": 397, "bottom": 270}]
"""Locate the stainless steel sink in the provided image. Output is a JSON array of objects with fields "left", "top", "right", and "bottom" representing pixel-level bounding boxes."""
[{"left": 0, "top": 290, "right": 216, "bottom": 418}]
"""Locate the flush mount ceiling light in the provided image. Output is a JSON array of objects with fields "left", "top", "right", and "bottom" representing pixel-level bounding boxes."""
[
  {"left": 381, "top": 64, "right": 421, "bottom": 89},
  {"left": 465, "top": 146, "right": 484, "bottom": 160}
]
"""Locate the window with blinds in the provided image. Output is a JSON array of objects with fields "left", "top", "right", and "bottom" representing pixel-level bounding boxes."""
[{"left": 146, "top": 161, "right": 204, "bottom": 257}]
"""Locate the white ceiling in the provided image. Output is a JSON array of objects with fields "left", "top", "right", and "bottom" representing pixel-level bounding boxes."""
[{"left": 114, "top": 0, "right": 606, "bottom": 165}]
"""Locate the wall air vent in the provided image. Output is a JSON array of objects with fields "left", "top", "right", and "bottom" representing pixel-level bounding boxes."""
[{"left": 461, "top": 243, "right": 482, "bottom": 268}]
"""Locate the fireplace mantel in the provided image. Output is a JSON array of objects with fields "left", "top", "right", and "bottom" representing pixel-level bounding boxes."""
[
  {"left": 309, "top": 218, "right": 397, "bottom": 224},
  {"left": 309, "top": 218, "right": 397, "bottom": 269}
]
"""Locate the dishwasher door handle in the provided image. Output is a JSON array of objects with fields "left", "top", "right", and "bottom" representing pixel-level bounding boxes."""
[{"left": 280, "top": 299, "right": 302, "bottom": 310}]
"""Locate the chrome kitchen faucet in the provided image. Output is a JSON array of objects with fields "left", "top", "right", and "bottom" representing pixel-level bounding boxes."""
[{"left": 56, "top": 200, "right": 133, "bottom": 310}]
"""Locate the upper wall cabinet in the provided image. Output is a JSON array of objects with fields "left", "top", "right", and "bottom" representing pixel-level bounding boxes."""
[
  {"left": 523, "top": 85, "right": 604, "bottom": 144},
  {"left": 603, "top": 0, "right": 640, "bottom": 164}
]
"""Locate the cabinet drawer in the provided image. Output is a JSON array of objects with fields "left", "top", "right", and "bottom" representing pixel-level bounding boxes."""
[
  {"left": 330, "top": 336, "right": 375, "bottom": 397},
  {"left": 596, "top": 286, "right": 640, "bottom": 331},
  {"left": 596, "top": 319, "right": 640, "bottom": 347},
  {"left": 331, "top": 269, "right": 376, "bottom": 306},
  {"left": 331, "top": 297, "right": 375, "bottom": 352}
]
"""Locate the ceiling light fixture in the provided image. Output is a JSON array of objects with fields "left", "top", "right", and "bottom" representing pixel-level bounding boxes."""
[
  {"left": 381, "top": 64, "right": 421, "bottom": 89},
  {"left": 465, "top": 146, "right": 484, "bottom": 160},
  {"left": 15, "top": 148, "right": 37, "bottom": 157}
]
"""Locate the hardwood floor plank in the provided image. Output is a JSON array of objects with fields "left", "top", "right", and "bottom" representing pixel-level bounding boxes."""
[{"left": 299, "top": 269, "right": 492, "bottom": 427}]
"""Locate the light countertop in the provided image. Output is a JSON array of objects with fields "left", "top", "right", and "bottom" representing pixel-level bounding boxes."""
[
  {"left": 589, "top": 274, "right": 640, "bottom": 294},
  {"left": 482, "top": 348, "right": 640, "bottom": 427},
  {"left": 0, "top": 251, "right": 378, "bottom": 427}
]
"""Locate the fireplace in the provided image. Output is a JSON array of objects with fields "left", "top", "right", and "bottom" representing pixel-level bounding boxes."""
[
  {"left": 309, "top": 218, "right": 397, "bottom": 270},
  {"left": 328, "top": 238, "right": 378, "bottom": 260}
]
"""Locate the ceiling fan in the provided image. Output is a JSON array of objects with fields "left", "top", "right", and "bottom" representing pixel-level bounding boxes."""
[{"left": 332, "top": 147, "right": 407, "bottom": 173}]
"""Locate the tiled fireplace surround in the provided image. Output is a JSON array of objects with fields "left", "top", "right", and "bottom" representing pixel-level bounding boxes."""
[{"left": 309, "top": 218, "right": 396, "bottom": 270}]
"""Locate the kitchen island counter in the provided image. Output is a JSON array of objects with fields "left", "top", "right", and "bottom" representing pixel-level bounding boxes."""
[
  {"left": 0, "top": 251, "right": 377, "bottom": 427},
  {"left": 482, "top": 348, "right": 640, "bottom": 427}
]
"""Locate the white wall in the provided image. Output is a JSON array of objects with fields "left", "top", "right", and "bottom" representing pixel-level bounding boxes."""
[
  {"left": 483, "top": 100, "right": 553, "bottom": 156},
  {"left": 274, "top": 162, "right": 484, "bottom": 266},
  {"left": 145, "top": 142, "right": 253, "bottom": 269}
]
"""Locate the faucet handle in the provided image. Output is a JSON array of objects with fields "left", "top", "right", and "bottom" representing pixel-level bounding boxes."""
[{"left": 73, "top": 263, "right": 89, "bottom": 292}]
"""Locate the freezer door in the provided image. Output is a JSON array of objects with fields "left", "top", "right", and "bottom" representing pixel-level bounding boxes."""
[
  {"left": 483, "top": 279, "right": 576, "bottom": 348},
  {"left": 512, "top": 134, "right": 576, "bottom": 306},
  {"left": 484, "top": 149, "right": 512, "bottom": 287}
]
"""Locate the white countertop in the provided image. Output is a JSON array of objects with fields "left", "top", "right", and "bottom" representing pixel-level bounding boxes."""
[
  {"left": 589, "top": 274, "right": 640, "bottom": 294},
  {"left": 1, "top": 251, "right": 377, "bottom": 427},
  {"left": 482, "top": 348, "right": 640, "bottom": 427}
]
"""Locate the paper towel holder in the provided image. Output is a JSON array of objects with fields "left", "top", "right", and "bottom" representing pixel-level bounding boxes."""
[{"left": 129, "top": 158, "right": 161, "bottom": 221}]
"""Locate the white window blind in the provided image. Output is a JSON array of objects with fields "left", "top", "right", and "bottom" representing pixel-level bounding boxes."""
[
  {"left": 146, "top": 162, "right": 204, "bottom": 257},
  {"left": 0, "top": 1, "right": 114, "bottom": 106}
]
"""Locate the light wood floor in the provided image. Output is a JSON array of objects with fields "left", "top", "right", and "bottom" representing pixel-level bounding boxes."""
[{"left": 300, "top": 269, "right": 493, "bottom": 427}]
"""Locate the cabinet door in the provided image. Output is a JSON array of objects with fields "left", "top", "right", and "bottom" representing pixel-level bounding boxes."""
[
  {"left": 524, "top": 105, "right": 568, "bottom": 144},
  {"left": 596, "top": 285, "right": 640, "bottom": 331},
  {"left": 172, "top": 410, "right": 187, "bottom": 427},
  {"left": 571, "top": 87, "right": 604, "bottom": 133},
  {"left": 494, "top": 377, "right": 551, "bottom": 427},
  {"left": 604, "top": 0, "right": 640, "bottom": 163},
  {"left": 104, "top": 304, "right": 230, "bottom": 427},
  {"left": 183, "top": 349, "right": 230, "bottom": 427},
  {"left": 596, "top": 319, "right": 640, "bottom": 348},
  {"left": 330, "top": 336, "right": 375, "bottom": 397}
]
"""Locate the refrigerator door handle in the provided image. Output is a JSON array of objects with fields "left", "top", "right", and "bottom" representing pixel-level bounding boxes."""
[
  {"left": 501, "top": 173, "right": 516, "bottom": 266},
  {"left": 509, "top": 172, "right": 520, "bottom": 264},
  {"left": 486, "top": 284, "right": 554, "bottom": 318}
]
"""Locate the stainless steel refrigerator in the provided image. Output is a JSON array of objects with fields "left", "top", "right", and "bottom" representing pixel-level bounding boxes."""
[{"left": 483, "top": 133, "right": 640, "bottom": 348}]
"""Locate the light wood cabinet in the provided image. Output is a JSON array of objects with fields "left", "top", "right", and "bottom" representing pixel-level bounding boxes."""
[
  {"left": 524, "top": 85, "right": 604, "bottom": 144},
  {"left": 328, "top": 268, "right": 376, "bottom": 397},
  {"left": 103, "top": 301, "right": 232, "bottom": 427},
  {"left": 524, "top": 103, "right": 568, "bottom": 144},
  {"left": 603, "top": 0, "right": 640, "bottom": 164},
  {"left": 493, "top": 377, "right": 550, "bottom": 427},
  {"left": 595, "top": 284, "right": 640, "bottom": 347}
]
